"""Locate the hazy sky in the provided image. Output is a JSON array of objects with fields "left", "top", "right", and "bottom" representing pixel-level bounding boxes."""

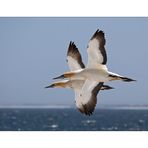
[{"left": 0, "top": 17, "right": 148, "bottom": 106}]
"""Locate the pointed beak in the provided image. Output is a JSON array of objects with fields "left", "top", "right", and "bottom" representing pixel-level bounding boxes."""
[
  {"left": 53, "top": 74, "right": 65, "bottom": 80},
  {"left": 45, "top": 84, "right": 55, "bottom": 88}
]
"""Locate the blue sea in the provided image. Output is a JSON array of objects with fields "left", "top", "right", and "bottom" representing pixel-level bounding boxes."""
[{"left": 0, "top": 108, "right": 148, "bottom": 131}]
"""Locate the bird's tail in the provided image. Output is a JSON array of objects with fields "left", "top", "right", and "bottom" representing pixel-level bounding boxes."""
[
  {"left": 109, "top": 73, "right": 136, "bottom": 82},
  {"left": 119, "top": 76, "right": 136, "bottom": 82},
  {"left": 101, "top": 85, "right": 114, "bottom": 90}
]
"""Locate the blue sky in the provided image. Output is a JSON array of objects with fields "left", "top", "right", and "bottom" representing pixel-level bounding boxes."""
[{"left": 0, "top": 17, "right": 148, "bottom": 106}]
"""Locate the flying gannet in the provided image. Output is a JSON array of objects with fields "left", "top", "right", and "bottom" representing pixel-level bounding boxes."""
[
  {"left": 45, "top": 42, "right": 114, "bottom": 114},
  {"left": 46, "top": 29, "right": 136, "bottom": 115}
]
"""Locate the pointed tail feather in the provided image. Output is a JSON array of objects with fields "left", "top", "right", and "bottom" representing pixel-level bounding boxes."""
[
  {"left": 101, "top": 85, "right": 114, "bottom": 90},
  {"left": 109, "top": 74, "right": 136, "bottom": 82},
  {"left": 119, "top": 77, "right": 136, "bottom": 82}
]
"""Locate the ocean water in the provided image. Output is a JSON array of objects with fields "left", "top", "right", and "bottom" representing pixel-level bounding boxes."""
[{"left": 0, "top": 108, "right": 148, "bottom": 131}]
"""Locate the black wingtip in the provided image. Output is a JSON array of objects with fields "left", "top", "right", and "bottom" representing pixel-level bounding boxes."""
[
  {"left": 69, "top": 41, "right": 72, "bottom": 45},
  {"left": 82, "top": 104, "right": 94, "bottom": 116},
  {"left": 69, "top": 41, "right": 74, "bottom": 45},
  {"left": 53, "top": 74, "right": 65, "bottom": 80},
  {"left": 78, "top": 105, "right": 94, "bottom": 116},
  {"left": 96, "top": 29, "right": 99, "bottom": 32},
  {"left": 95, "top": 29, "right": 105, "bottom": 33},
  {"left": 91, "top": 29, "right": 105, "bottom": 40},
  {"left": 69, "top": 41, "right": 76, "bottom": 48},
  {"left": 67, "top": 41, "right": 80, "bottom": 58},
  {"left": 93, "top": 29, "right": 99, "bottom": 35}
]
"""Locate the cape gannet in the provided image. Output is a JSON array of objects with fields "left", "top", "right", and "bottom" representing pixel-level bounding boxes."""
[
  {"left": 46, "top": 29, "right": 136, "bottom": 115},
  {"left": 45, "top": 42, "right": 114, "bottom": 115}
]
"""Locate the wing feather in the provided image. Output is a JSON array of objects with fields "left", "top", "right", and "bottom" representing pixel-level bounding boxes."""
[
  {"left": 75, "top": 80, "right": 104, "bottom": 115},
  {"left": 67, "top": 41, "right": 85, "bottom": 71},
  {"left": 87, "top": 29, "right": 107, "bottom": 69}
]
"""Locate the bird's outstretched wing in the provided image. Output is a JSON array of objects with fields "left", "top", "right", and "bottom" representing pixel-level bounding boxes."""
[
  {"left": 75, "top": 80, "right": 104, "bottom": 115},
  {"left": 87, "top": 29, "right": 107, "bottom": 69},
  {"left": 67, "top": 41, "right": 85, "bottom": 71}
]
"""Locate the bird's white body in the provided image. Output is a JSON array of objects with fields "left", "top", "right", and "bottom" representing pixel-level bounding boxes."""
[{"left": 69, "top": 68, "right": 109, "bottom": 82}]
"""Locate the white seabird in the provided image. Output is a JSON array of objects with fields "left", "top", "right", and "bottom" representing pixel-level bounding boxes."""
[
  {"left": 45, "top": 42, "right": 113, "bottom": 115},
  {"left": 46, "top": 29, "right": 136, "bottom": 115}
]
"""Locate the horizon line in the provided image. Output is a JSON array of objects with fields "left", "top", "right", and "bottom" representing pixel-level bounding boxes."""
[{"left": 1, "top": 105, "right": 148, "bottom": 110}]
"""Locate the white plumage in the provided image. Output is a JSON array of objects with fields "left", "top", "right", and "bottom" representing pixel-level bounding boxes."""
[{"left": 46, "top": 29, "right": 135, "bottom": 116}]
